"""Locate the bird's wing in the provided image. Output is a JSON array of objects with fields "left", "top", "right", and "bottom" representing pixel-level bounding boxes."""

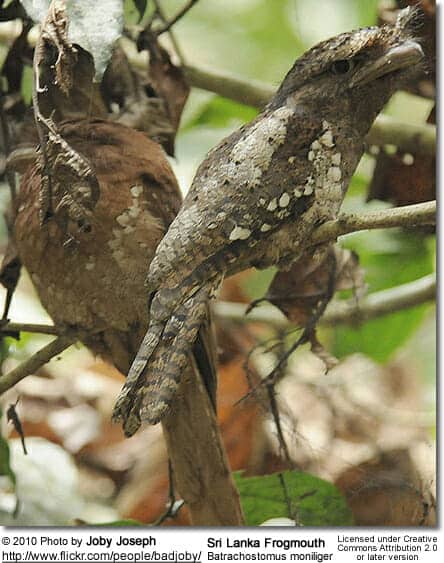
[
  {"left": 113, "top": 111, "right": 325, "bottom": 432},
  {"left": 147, "top": 108, "right": 322, "bottom": 295}
]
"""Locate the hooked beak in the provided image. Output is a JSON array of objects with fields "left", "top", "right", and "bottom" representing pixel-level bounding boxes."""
[{"left": 349, "top": 40, "right": 424, "bottom": 88}]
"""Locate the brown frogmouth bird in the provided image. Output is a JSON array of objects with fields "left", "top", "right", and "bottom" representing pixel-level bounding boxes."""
[
  {"left": 13, "top": 120, "right": 216, "bottom": 401},
  {"left": 112, "top": 7, "right": 424, "bottom": 435}
]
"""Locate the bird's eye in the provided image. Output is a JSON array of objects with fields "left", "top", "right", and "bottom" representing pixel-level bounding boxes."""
[{"left": 331, "top": 59, "right": 355, "bottom": 75}]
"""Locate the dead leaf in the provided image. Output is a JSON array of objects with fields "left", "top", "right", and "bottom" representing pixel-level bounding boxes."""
[
  {"left": 30, "top": 2, "right": 101, "bottom": 228},
  {"left": 0, "top": 239, "right": 21, "bottom": 322},
  {"left": 101, "top": 46, "right": 177, "bottom": 154},
  {"left": 265, "top": 245, "right": 365, "bottom": 327},
  {"left": 136, "top": 30, "right": 190, "bottom": 153}
]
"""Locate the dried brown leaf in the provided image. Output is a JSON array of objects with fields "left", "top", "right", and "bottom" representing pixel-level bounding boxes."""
[
  {"left": 265, "top": 245, "right": 365, "bottom": 327},
  {"left": 137, "top": 30, "right": 190, "bottom": 149},
  {"left": 0, "top": 240, "right": 21, "bottom": 293},
  {"left": 0, "top": 239, "right": 21, "bottom": 322},
  {"left": 309, "top": 332, "right": 339, "bottom": 371},
  {"left": 31, "top": 2, "right": 101, "bottom": 228}
]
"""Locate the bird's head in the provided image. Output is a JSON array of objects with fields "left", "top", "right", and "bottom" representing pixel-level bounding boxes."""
[{"left": 271, "top": 7, "right": 425, "bottom": 133}]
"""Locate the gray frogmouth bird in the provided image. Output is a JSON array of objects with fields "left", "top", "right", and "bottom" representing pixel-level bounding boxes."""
[{"left": 113, "top": 7, "right": 424, "bottom": 435}]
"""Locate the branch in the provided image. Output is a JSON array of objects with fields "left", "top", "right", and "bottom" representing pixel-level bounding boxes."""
[
  {"left": 322, "top": 272, "right": 435, "bottom": 326},
  {"left": 155, "top": 0, "right": 200, "bottom": 36},
  {"left": 311, "top": 201, "right": 436, "bottom": 245},
  {"left": 183, "top": 64, "right": 273, "bottom": 109},
  {"left": 0, "top": 334, "right": 76, "bottom": 394},
  {"left": 0, "top": 321, "right": 59, "bottom": 335},
  {"left": 213, "top": 273, "right": 436, "bottom": 329}
]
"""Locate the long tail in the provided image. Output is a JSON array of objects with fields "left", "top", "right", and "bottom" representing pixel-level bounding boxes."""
[{"left": 112, "top": 280, "right": 219, "bottom": 436}]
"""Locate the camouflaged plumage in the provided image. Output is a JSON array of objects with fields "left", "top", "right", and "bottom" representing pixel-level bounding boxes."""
[{"left": 113, "top": 7, "right": 423, "bottom": 435}]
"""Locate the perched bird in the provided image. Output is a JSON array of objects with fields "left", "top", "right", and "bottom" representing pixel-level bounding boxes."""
[
  {"left": 113, "top": 8, "right": 424, "bottom": 435},
  {"left": 13, "top": 120, "right": 216, "bottom": 402}
]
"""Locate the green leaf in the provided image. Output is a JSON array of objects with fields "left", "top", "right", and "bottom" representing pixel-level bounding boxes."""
[
  {"left": 333, "top": 231, "right": 434, "bottom": 362},
  {"left": 241, "top": 267, "right": 277, "bottom": 301},
  {"left": 234, "top": 470, "right": 353, "bottom": 526},
  {"left": 94, "top": 519, "right": 144, "bottom": 526}
]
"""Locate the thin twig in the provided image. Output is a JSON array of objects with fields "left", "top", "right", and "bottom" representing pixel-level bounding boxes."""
[
  {"left": 0, "top": 322, "right": 60, "bottom": 336},
  {"left": 155, "top": 0, "right": 199, "bottom": 35},
  {"left": 278, "top": 473, "right": 296, "bottom": 522},
  {"left": 0, "top": 335, "right": 76, "bottom": 394},
  {"left": 151, "top": 0, "right": 186, "bottom": 65},
  {"left": 267, "top": 384, "right": 292, "bottom": 465},
  {"left": 312, "top": 201, "right": 436, "bottom": 245}
]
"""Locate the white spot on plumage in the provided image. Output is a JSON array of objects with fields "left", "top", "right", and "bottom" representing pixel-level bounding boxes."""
[
  {"left": 320, "top": 130, "right": 334, "bottom": 147},
  {"left": 229, "top": 226, "right": 251, "bottom": 241},
  {"left": 267, "top": 198, "right": 278, "bottom": 211},
  {"left": 116, "top": 213, "right": 130, "bottom": 227},
  {"left": 294, "top": 187, "right": 303, "bottom": 197},
  {"left": 311, "top": 140, "right": 321, "bottom": 151},
  {"left": 279, "top": 193, "right": 290, "bottom": 208},
  {"left": 224, "top": 106, "right": 294, "bottom": 191},
  {"left": 327, "top": 166, "right": 342, "bottom": 182},
  {"left": 261, "top": 223, "right": 272, "bottom": 232},
  {"left": 288, "top": 156, "right": 296, "bottom": 164},
  {"left": 130, "top": 185, "right": 143, "bottom": 197},
  {"left": 304, "top": 185, "right": 314, "bottom": 196},
  {"left": 308, "top": 150, "right": 315, "bottom": 161},
  {"left": 128, "top": 206, "right": 140, "bottom": 218},
  {"left": 332, "top": 153, "right": 341, "bottom": 166}
]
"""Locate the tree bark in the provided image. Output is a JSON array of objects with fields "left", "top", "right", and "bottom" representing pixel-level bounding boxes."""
[{"left": 162, "top": 358, "right": 244, "bottom": 526}]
